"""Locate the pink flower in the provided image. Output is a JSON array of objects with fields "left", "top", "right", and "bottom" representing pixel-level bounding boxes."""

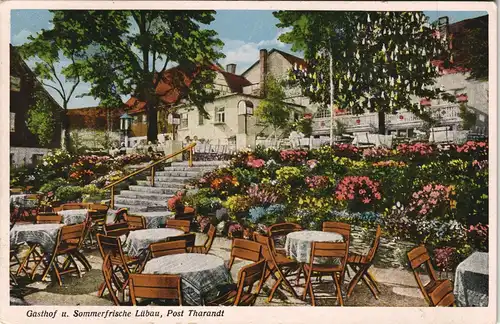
[
  {"left": 359, "top": 189, "right": 366, "bottom": 195},
  {"left": 374, "top": 192, "right": 381, "bottom": 200},
  {"left": 362, "top": 198, "right": 371, "bottom": 204},
  {"left": 347, "top": 194, "right": 355, "bottom": 200},
  {"left": 419, "top": 209, "right": 428, "bottom": 215}
]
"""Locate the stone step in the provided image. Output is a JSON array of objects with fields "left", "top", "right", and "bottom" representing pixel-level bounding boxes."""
[
  {"left": 128, "top": 185, "right": 179, "bottom": 194},
  {"left": 146, "top": 176, "right": 192, "bottom": 183},
  {"left": 171, "top": 161, "right": 228, "bottom": 167},
  {"left": 114, "top": 196, "right": 169, "bottom": 207},
  {"left": 154, "top": 170, "right": 201, "bottom": 177},
  {"left": 162, "top": 166, "right": 216, "bottom": 172},
  {"left": 136, "top": 180, "right": 186, "bottom": 189},
  {"left": 113, "top": 203, "right": 149, "bottom": 212},
  {"left": 119, "top": 190, "right": 174, "bottom": 200}
]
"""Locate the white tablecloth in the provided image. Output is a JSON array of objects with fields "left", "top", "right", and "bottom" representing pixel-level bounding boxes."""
[
  {"left": 122, "top": 228, "right": 184, "bottom": 258},
  {"left": 10, "top": 223, "right": 64, "bottom": 251},
  {"left": 454, "top": 252, "right": 488, "bottom": 307},
  {"left": 132, "top": 211, "right": 174, "bottom": 228},
  {"left": 57, "top": 209, "right": 88, "bottom": 225},
  {"left": 143, "top": 253, "right": 233, "bottom": 305},
  {"left": 285, "top": 230, "right": 344, "bottom": 263}
]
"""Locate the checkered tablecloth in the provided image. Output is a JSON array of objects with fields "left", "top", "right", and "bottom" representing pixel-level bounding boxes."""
[
  {"left": 132, "top": 211, "right": 174, "bottom": 229},
  {"left": 10, "top": 195, "right": 38, "bottom": 208},
  {"left": 454, "top": 252, "right": 488, "bottom": 307},
  {"left": 10, "top": 223, "right": 64, "bottom": 251},
  {"left": 122, "top": 228, "right": 184, "bottom": 258},
  {"left": 57, "top": 209, "right": 88, "bottom": 225},
  {"left": 143, "top": 253, "right": 233, "bottom": 306},
  {"left": 285, "top": 230, "right": 344, "bottom": 263}
]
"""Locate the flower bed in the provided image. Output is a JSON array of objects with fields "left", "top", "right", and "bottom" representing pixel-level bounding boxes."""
[{"left": 185, "top": 142, "right": 488, "bottom": 269}]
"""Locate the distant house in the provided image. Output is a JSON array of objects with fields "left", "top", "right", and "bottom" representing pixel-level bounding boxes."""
[{"left": 10, "top": 44, "right": 63, "bottom": 167}]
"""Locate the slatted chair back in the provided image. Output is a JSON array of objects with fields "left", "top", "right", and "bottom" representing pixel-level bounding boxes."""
[
  {"left": 167, "top": 233, "right": 196, "bottom": 250},
  {"left": 35, "top": 213, "right": 62, "bottom": 224},
  {"left": 252, "top": 233, "right": 273, "bottom": 262},
  {"left": 60, "top": 223, "right": 86, "bottom": 245},
  {"left": 407, "top": 245, "right": 455, "bottom": 306},
  {"left": 365, "top": 225, "right": 382, "bottom": 263},
  {"left": 166, "top": 219, "right": 190, "bottom": 233},
  {"left": 89, "top": 204, "right": 109, "bottom": 219},
  {"left": 149, "top": 240, "right": 187, "bottom": 259},
  {"left": 61, "top": 203, "right": 87, "bottom": 210},
  {"left": 126, "top": 214, "right": 146, "bottom": 230},
  {"left": 101, "top": 255, "right": 121, "bottom": 305},
  {"left": 129, "top": 274, "right": 182, "bottom": 305},
  {"left": 175, "top": 206, "right": 195, "bottom": 221},
  {"left": 96, "top": 234, "right": 127, "bottom": 263},
  {"left": 322, "top": 221, "right": 351, "bottom": 247},
  {"left": 228, "top": 238, "right": 262, "bottom": 270},
  {"left": 268, "top": 222, "right": 302, "bottom": 253},
  {"left": 52, "top": 206, "right": 63, "bottom": 212},
  {"left": 310, "top": 241, "right": 349, "bottom": 279},
  {"left": 204, "top": 224, "right": 216, "bottom": 253},
  {"left": 233, "top": 259, "right": 267, "bottom": 306},
  {"left": 104, "top": 222, "right": 130, "bottom": 237}
]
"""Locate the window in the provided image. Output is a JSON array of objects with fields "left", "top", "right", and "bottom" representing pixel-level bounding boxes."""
[
  {"left": 181, "top": 113, "right": 188, "bottom": 129},
  {"left": 198, "top": 112, "right": 204, "bottom": 125},
  {"left": 215, "top": 107, "right": 225, "bottom": 124},
  {"left": 10, "top": 113, "right": 15, "bottom": 132}
]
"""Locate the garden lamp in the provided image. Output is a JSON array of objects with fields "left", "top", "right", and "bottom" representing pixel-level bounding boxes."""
[{"left": 119, "top": 113, "right": 133, "bottom": 147}]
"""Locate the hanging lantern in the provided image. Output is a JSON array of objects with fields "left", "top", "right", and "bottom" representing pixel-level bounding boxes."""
[
  {"left": 356, "top": 118, "right": 361, "bottom": 124},
  {"left": 399, "top": 115, "right": 404, "bottom": 120}
]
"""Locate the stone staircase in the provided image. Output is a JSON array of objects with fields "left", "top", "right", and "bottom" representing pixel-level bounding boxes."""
[{"left": 114, "top": 160, "right": 227, "bottom": 212}]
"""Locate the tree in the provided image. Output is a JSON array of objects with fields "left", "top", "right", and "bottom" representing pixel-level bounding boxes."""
[
  {"left": 255, "top": 75, "right": 293, "bottom": 139},
  {"left": 41, "top": 10, "right": 225, "bottom": 143},
  {"left": 19, "top": 31, "right": 84, "bottom": 151},
  {"left": 27, "top": 91, "right": 57, "bottom": 146},
  {"left": 460, "top": 27, "right": 488, "bottom": 80},
  {"left": 275, "top": 11, "right": 452, "bottom": 135}
]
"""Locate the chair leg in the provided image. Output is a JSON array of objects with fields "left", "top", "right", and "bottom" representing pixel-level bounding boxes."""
[
  {"left": 346, "top": 265, "right": 365, "bottom": 298},
  {"left": 333, "top": 274, "right": 344, "bottom": 306},
  {"left": 366, "top": 269, "right": 381, "bottom": 294},
  {"left": 302, "top": 270, "right": 312, "bottom": 301},
  {"left": 362, "top": 275, "right": 379, "bottom": 299},
  {"left": 308, "top": 277, "right": 316, "bottom": 306},
  {"left": 98, "top": 282, "right": 107, "bottom": 297},
  {"left": 73, "top": 251, "right": 92, "bottom": 271}
]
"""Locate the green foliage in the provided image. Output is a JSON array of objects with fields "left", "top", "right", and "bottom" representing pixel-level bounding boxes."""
[
  {"left": 55, "top": 185, "right": 83, "bottom": 202},
  {"left": 291, "top": 117, "right": 313, "bottom": 137},
  {"left": 41, "top": 10, "right": 225, "bottom": 142},
  {"left": 460, "top": 26, "right": 488, "bottom": 80},
  {"left": 39, "top": 178, "right": 70, "bottom": 194},
  {"left": 255, "top": 75, "right": 292, "bottom": 134},
  {"left": 274, "top": 11, "right": 453, "bottom": 132},
  {"left": 27, "top": 91, "right": 57, "bottom": 146},
  {"left": 81, "top": 184, "right": 108, "bottom": 202},
  {"left": 458, "top": 103, "right": 477, "bottom": 130}
]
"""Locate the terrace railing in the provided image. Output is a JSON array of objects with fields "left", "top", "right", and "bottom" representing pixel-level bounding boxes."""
[{"left": 104, "top": 143, "right": 196, "bottom": 209}]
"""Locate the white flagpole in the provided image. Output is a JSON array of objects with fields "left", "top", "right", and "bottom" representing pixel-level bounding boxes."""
[{"left": 329, "top": 51, "right": 335, "bottom": 146}]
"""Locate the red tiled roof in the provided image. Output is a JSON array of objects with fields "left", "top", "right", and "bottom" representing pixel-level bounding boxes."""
[
  {"left": 219, "top": 70, "right": 252, "bottom": 92},
  {"left": 67, "top": 106, "right": 124, "bottom": 129}
]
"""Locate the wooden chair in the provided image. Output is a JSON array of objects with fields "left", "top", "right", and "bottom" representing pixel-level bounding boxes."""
[
  {"left": 125, "top": 214, "right": 146, "bottom": 231},
  {"left": 253, "top": 233, "right": 300, "bottom": 302},
  {"left": 61, "top": 203, "right": 87, "bottom": 210},
  {"left": 86, "top": 204, "right": 109, "bottom": 247},
  {"left": 192, "top": 224, "right": 216, "bottom": 254},
  {"left": 227, "top": 238, "right": 262, "bottom": 270},
  {"left": 322, "top": 221, "right": 351, "bottom": 244},
  {"left": 96, "top": 234, "right": 141, "bottom": 299},
  {"left": 346, "top": 225, "right": 382, "bottom": 299},
  {"left": 407, "top": 245, "right": 456, "bottom": 307},
  {"left": 302, "top": 241, "right": 349, "bottom": 306},
  {"left": 149, "top": 240, "right": 187, "bottom": 259},
  {"left": 104, "top": 222, "right": 130, "bottom": 238},
  {"left": 175, "top": 206, "right": 195, "bottom": 221},
  {"left": 268, "top": 223, "right": 302, "bottom": 255},
  {"left": 206, "top": 259, "right": 267, "bottom": 306},
  {"left": 35, "top": 213, "right": 62, "bottom": 224},
  {"left": 129, "top": 274, "right": 183, "bottom": 306},
  {"left": 101, "top": 255, "right": 122, "bottom": 305},
  {"left": 167, "top": 233, "right": 196, "bottom": 252},
  {"left": 34, "top": 223, "right": 91, "bottom": 285},
  {"left": 166, "top": 219, "right": 191, "bottom": 233}
]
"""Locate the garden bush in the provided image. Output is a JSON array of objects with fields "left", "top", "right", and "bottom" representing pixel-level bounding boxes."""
[{"left": 55, "top": 185, "right": 83, "bottom": 202}]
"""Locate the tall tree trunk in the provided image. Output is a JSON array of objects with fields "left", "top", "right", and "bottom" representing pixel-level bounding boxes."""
[
  {"left": 147, "top": 102, "right": 158, "bottom": 143},
  {"left": 378, "top": 110, "right": 386, "bottom": 135},
  {"left": 62, "top": 106, "right": 72, "bottom": 151}
]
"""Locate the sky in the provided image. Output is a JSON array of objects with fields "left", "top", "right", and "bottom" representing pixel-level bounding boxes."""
[{"left": 10, "top": 10, "right": 488, "bottom": 109}]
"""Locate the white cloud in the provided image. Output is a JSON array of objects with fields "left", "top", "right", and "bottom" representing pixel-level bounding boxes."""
[
  {"left": 219, "top": 27, "right": 293, "bottom": 73},
  {"left": 11, "top": 29, "right": 33, "bottom": 45}
]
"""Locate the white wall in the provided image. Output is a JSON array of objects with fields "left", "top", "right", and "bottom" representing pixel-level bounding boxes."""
[{"left": 10, "top": 147, "right": 50, "bottom": 167}]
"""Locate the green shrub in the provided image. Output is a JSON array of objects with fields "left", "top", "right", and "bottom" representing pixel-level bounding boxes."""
[
  {"left": 81, "top": 184, "right": 108, "bottom": 202},
  {"left": 55, "top": 185, "right": 83, "bottom": 202},
  {"left": 39, "top": 178, "right": 70, "bottom": 194}
]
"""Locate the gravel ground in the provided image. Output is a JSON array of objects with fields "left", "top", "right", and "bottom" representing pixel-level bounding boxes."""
[{"left": 10, "top": 234, "right": 427, "bottom": 307}]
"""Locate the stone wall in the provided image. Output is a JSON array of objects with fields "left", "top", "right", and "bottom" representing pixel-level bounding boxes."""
[
  {"left": 10, "top": 147, "right": 51, "bottom": 167},
  {"left": 350, "top": 225, "right": 416, "bottom": 269}
]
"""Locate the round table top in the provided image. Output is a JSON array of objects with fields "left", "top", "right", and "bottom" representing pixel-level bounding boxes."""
[
  {"left": 127, "top": 228, "right": 183, "bottom": 240},
  {"left": 144, "top": 253, "right": 225, "bottom": 274},
  {"left": 131, "top": 211, "right": 174, "bottom": 218},
  {"left": 11, "top": 223, "right": 64, "bottom": 232},
  {"left": 287, "top": 230, "right": 343, "bottom": 242}
]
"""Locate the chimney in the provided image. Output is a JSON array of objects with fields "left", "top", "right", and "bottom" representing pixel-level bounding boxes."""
[
  {"left": 259, "top": 49, "right": 268, "bottom": 97},
  {"left": 226, "top": 63, "right": 237, "bottom": 74}
]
